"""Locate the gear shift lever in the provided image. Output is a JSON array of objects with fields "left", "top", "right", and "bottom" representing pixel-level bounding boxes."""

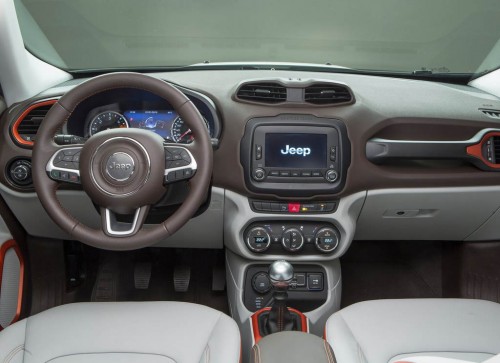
[
  {"left": 269, "top": 260, "right": 294, "bottom": 290},
  {"left": 264, "top": 260, "right": 297, "bottom": 333}
]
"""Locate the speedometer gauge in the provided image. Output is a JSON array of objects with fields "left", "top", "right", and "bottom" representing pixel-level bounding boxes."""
[
  {"left": 89, "top": 111, "right": 129, "bottom": 136},
  {"left": 171, "top": 116, "right": 210, "bottom": 143}
]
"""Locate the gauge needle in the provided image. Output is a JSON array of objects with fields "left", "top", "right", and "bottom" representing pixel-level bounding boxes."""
[{"left": 179, "top": 129, "right": 192, "bottom": 140}]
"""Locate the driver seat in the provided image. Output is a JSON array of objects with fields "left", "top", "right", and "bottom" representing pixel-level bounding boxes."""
[{"left": 0, "top": 301, "right": 240, "bottom": 363}]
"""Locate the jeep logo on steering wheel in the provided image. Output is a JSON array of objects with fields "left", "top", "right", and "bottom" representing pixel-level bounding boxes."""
[{"left": 105, "top": 152, "right": 135, "bottom": 181}]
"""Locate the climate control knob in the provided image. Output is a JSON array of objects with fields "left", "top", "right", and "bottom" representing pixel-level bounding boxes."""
[
  {"left": 315, "top": 227, "right": 340, "bottom": 253},
  {"left": 281, "top": 228, "right": 304, "bottom": 252},
  {"left": 246, "top": 226, "right": 271, "bottom": 252}
]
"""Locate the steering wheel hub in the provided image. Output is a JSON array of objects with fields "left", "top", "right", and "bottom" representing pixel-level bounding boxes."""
[
  {"left": 106, "top": 152, "right": 135, "bottom": 181},
  {"left": 79, "top": 129, "right": 166, "bottom": 214}
]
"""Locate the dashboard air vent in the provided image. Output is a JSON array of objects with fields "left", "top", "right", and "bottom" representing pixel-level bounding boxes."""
[
  {"left": 12, "top": 100, "right": 57, "bottom": 146},
  {"left": 236, "top": 83, "right": 287, "bottom": 104},
  {"left": 304, "top": 83, "right": 352, "bottom": 105},
  {"left": 481, "top": 109, "right": 500, "bottom": 119},
  {"left": 493, "top": 136, "right": 500, "bottom": 163}
]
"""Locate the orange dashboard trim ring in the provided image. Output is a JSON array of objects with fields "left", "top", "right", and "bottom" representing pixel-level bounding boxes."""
[
  {"left": 466, "top": 131, "right": 500, "bottom": 169},
  {"left": 11, "top": 99, "right": 58, "bottom": 147},
  {"left": 0, "top": 239, "right": 25, "bottom": 331}
]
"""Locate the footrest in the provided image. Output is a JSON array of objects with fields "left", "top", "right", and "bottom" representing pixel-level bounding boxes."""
[
  {"left": 212, "top": 266, "right": 226, "bottom": 291},
  {"left": 91, "top": 255, "right": 118, "bottom": 302}
]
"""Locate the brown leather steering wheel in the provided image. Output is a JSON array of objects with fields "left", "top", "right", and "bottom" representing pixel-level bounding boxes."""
[{"left": 32, "top": 73, "right": 213, "bottom": 250}]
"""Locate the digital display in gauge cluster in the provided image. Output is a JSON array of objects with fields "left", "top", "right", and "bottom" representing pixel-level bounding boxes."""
[{"left": 123, "top": 110, "right": 176, "bottom": 140}]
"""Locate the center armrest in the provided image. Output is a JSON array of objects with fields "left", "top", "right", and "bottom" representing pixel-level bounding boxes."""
[{"left": 251, "top": 331, "right": 335, "bottom": 363}]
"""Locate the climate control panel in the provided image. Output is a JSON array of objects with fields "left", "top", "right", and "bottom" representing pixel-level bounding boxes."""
[{"left": 244, "top": 221, "right": 340, "bottom": 254}]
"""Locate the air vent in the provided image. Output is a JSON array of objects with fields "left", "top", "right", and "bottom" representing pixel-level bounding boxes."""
[
  {"left": 304, "top": 83, "right": 352, "bottom": 105},
  {"left": 236, "top": 83, "right": 287, "bottom": 104},
  {"left": 481, "top": 109, "right": 500, "bottom": 119},
  {"left": 492, "top": 136, "right": 500, "bottom": 163},
  {"left": 12, "top": 100, "right": 57, "bottom": 146}
]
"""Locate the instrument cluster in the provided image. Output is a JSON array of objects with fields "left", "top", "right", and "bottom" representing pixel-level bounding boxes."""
[{"left": 87, "top": 109, "right": 211, "bottom": 143}]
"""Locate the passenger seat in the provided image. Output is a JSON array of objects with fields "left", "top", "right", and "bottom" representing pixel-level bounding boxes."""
[{"left": 325, "top": 299, "right": 500, "bottom": 363}]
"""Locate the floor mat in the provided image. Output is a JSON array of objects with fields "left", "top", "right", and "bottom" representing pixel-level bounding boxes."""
[
  {"left": 340, "top": 241, "right": 443, "bottom": 307},
  {"left": 90, "top": 248, "right": 229, "bottom": 314}
]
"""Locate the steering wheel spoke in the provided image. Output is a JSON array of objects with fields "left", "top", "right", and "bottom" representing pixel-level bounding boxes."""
[
  {"left": 45, "top": 145, "right": 83, "bottom": 184},
  {"left": 101, "top": 205, "right": 150, "bottom": 237},
  {"left": 164, "top": 144, "right": 197, "bottom": 184}
]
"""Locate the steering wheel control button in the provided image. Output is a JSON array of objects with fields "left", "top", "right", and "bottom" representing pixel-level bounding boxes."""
[
  {"left": 105, "top": 152, "right": 135, "bottom": 181},
  {"left": 52, "top": 148, "right": 81, "bottom": 170},
  {"left": 252, "top": 272, "right": 271, "bottom": 294},
  {"left": 246, "top": 226, "right": 271, "bottom": 253},
  {"left": 315, "top": 227, "right": 340, "bottom": 253},
  {"left": 164, "top": 146, "right": 197, "bottom": 184},
  {"left": 253, "top": 168, "right": 265, "bottom": 181},
  {"left": 46, "top": 147, "right": 83, "bottom": 183},
  {"left": 281, "top": 228, "right": 304, "bottom": 252}
]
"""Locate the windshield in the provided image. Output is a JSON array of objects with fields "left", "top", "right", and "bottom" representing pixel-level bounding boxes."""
[{"left": 14, "top": 0, "right": 500, "bottom": 75}]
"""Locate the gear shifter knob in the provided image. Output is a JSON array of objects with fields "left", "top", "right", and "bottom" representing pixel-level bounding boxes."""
[{"left": 269, "top": 260, "right": 294, "bottom": 289}]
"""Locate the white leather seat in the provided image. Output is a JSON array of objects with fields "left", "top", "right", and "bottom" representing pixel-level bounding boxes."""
[
  {"left": 325, "top": 299, "right": 500, "bottom": 363},
  {"left": 0, "top": 301, "right": 240, "bottom": 363}
]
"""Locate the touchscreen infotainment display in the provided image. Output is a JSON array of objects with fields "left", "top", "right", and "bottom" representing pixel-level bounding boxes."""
[{"left": 265, "top": 133, "right": 327, "bottom": 168}]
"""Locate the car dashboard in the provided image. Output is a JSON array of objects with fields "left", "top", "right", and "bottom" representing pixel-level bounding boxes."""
[{"left": 2, "top": 69, "right": 500, "bottom": 350}]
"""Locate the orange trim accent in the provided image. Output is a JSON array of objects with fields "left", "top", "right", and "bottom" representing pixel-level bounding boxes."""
[
  {"left": 466, "top": 131, "right": 500, "bottom": 169},
  {"left": 250, "top": 307, "right": 308, "bottom": 344},
  {"left": 0, "top": 240, "right": 25, "bottom": 331},
  {"left": 11, "top": 99, "right": 58, "bottom": 147}
]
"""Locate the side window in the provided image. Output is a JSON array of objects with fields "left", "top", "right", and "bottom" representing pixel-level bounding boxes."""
[{"left": 0, "top": 84, "right": 5, "bottom": 113}]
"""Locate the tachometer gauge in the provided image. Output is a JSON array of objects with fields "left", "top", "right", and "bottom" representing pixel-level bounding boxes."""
[
  {"left": 171, "top": 116, "right": 210, "bottom": 143},
  {"left": 89, "top": 111, "right": 129, "bottom": 136}
]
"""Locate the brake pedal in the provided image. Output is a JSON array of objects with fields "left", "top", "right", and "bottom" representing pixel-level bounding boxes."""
[
  {"left": 173, "top": 265, "right": 191, "bottom": 292},
  {"left": 134, "top": 261, "right": 152, "bottom": 289}
]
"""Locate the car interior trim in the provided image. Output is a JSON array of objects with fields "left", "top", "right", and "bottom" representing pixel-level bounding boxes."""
[
  {"left": 225, "top": 249, "right": 342, "bottom": 360},
  {"left": 104, "top": 207, "right": 143, "bottom": 237},
  {"left": 163, "top": 145, "right": 198, "bottom": 178},
  {"left": 0, "top": 239, "right": 24, "bottom": 330},
  {"left": 45, "top": 146, "right": 82, "bottom": 177},
  {"left": 250, "top": 306, "right": 309, "bottom": 345},
  {"left": 11, "top": 99, "right": 58, "bottom": 147}
]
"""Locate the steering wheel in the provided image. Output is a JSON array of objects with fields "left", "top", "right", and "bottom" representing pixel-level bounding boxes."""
[{"left": 32, "top": 73, "right": 213, "bottom": 250}]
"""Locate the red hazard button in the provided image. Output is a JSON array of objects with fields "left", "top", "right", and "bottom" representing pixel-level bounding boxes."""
[{"left": 288, "top": 203, "right": 300, "bottom": 213}]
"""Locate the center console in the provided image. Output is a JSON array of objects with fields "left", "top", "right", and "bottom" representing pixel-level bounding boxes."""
[{"left": 228, "top": 115, "right": 359, "bottom": 361}]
